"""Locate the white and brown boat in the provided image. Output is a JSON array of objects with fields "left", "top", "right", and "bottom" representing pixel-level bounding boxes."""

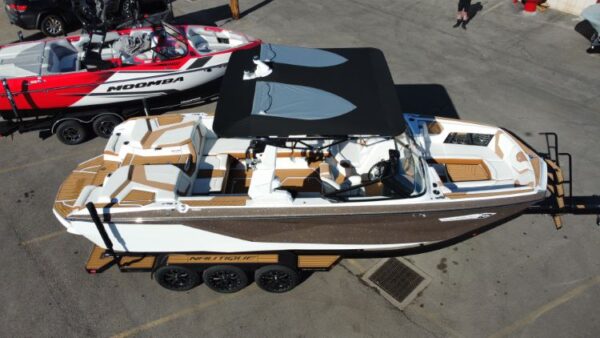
[{"left": 53, "top": 45, "right": 551, "bottom": 256}]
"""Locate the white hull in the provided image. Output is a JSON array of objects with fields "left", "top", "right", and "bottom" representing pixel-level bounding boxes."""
[
  {"left": 72, "top": 55, "right": 230, "bottom": 107},
  {"left": 64, "top": 219, "right": 427, "bottom": 253}
]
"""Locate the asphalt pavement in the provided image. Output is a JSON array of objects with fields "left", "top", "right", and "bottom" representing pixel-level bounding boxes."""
[{"left": 0, "top": 0, "right": 599, "bottom": 337}]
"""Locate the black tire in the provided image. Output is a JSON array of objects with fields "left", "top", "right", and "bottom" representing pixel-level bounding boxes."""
[
  {"left": 40, "top": 14, "right": 66, "bottom": 37},
  {"left": 155, "top": 265, "right": 200, "bottom": 291},
  {"left": 92, "top": 115, "right": 122, "bottom": 138},
  {"left": 255, "top": 265, "right": 299, "bottom": 293},
  {"left": 55, "top": 120, "right": 88, "bottom": 145},
  {"left": 202, "top": 265, "right": 249, "bottom": 293}
]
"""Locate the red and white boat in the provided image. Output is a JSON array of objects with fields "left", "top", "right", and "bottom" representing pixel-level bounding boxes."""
[{"left": 0, "top": 22, "right": 259, "bottom": 144}]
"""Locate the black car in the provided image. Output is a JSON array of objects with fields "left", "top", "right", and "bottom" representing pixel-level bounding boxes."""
[
  {"left": 4, "top": 0, "right": 78, "bottom": 36},
  {"left": 4, "top": 0, "right": 174, "bottom": 37}
]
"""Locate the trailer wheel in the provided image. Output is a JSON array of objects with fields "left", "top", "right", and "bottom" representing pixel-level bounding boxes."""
[
  {"left": 155, "top": 265, "right": 200, "bottom": 291},
  {"left": 202, "top": 265, "right": 248, "bottom": 293},
  {"left": 255, "top": 265, "right": 299, "bottom": 293},
  {"left": 92, "top": 115, "right": 122, "bottom": 138},
  {"left": 55, "top": 120, "right": 88, "bottom": 145}
]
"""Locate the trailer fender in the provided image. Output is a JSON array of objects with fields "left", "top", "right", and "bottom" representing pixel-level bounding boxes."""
[
  {"left": 51, "top": 113, "right": 122, "bottom": 134},
  {"left": 51, "top": 117, "right": 90, "bottom": 134},
  {"left": 90, "top": 112, "right": 124, "bottom": 124}
]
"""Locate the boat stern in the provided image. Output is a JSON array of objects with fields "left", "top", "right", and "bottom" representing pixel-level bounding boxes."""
[{"left": 53, "top": 154, "right": 118, "bottom": 234}]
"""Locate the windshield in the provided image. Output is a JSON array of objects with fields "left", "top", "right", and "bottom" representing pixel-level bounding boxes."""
[
  {"left": 315, "top": 135, "right": 425, "bottom": 200},
  {"left": 394, "top": 137, "right": 426, "bottom": 196},
  {"left": 153, "top": 24, "right": 188, "bottom": 60}
]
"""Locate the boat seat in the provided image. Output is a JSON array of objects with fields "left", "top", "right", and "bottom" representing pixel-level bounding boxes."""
[
  {"left": 83, "top": 51, "right": 113, "bottom": 71},
  {"left": 187, "top": 30, "right": 211, "bottom": 53},
  {"left": 114, "top": 31, "right": 153, "bottom": 63},
  {"left": 319, "top": 162, "right": 363, "bottom": 196},
  {"left": 44, "top": 40, "right": 80, "bottom": 73},
  {"left": 193, "top": 154, "right": 231, "bottom": 194},
  {"left": 248, "top": 146, "right": 293, "bottom": 205},
  {"left": 80, "top": 165, "right": 189, "bottom": 206}
]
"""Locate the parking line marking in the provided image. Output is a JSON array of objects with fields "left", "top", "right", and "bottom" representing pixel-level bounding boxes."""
[
  {"left": 0, "top": 150, "right": 89, "bottom": 175},
  {"left": 481, "top": 1, "right": 506, "bottom": 16},
  {"left": 111, "top": 291, "right": 251, "bottom": 338},
  {"left": 20, "top": 229, "right": 67, "bottom": 246},
  {"left": 344, "top": 258, "right": 366, "bottom": 272},
  {"left": 411, "top": 307, "right": 464, "bottom": 338},
  {"left": 489, "top": 275, "right": 600, "bottom": 338}
]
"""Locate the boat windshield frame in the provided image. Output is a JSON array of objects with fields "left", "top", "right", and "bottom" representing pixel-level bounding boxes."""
[
  {"left": 151, "top": 22, "right": 189, "bottom": 60},
  {"left": 322, "top": 135, "right": 427, "bottom": 201},
  {"left": 252, "top": 133, "right": 427, "bottom": 201}
]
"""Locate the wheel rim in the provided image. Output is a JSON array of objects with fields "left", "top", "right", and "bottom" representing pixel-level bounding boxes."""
[
  {"left": 259, "top": 270, "right": 293, "bottom": 292},
  {"left": 44, "top": 17, "right": 63, "bottom": 35},
  {"left": 162, "top": 268, "right": 193, "bottom": 290},
  {"left": 61, "top": 127, "right": 81, "bottom": 143},
  {"left": 97, "top": 121, "right": 116, "bottom": 137},
  {"left": 206, "top": 270, "right": 243, "bottom": 292}
]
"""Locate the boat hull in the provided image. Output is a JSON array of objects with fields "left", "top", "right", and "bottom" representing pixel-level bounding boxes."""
[
  {"left": 0, "top": 57, "right": 229, "bottom": 117},
  {"left": 64, "top": 193, "right": 543, "bottom": 253}
]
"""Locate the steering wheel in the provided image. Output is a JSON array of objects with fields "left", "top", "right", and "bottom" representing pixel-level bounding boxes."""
[{"left": 368, "top": 160, "right": 389, "bottom": 181}]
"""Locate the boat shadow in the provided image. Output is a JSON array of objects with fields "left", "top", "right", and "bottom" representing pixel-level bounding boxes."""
[
  {"left": 172, "top": 0, "right": 274, "bottom": 26},
  {"left": 394, "top": 84, "right": 460, "bottom": 119}
]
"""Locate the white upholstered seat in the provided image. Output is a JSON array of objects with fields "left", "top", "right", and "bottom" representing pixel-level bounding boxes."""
[
  {"left": 319, "top": 162, "right": 363, "bottom": 196},
  {"left": 248, "top": 146, "right": 293, "bottom": 205}
]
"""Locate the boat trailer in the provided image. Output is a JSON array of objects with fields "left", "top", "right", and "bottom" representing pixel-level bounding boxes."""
[
  {"left": 79, "top": 132, "right": 599, "bottom": 293},
  {"left": 83, "top": 202, "right": 341, "bottom": 293}
]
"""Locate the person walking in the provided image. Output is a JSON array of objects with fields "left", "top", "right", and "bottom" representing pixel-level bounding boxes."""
[{"left": 453, "top": 0, "right": 471, "bottom": 29}]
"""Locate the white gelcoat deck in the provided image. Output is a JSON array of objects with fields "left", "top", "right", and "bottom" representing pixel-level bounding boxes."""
[{"left": 55, "top": 112, "right": 548, "bottom": 253}]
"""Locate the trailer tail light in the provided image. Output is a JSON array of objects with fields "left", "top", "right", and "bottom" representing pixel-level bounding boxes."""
[{"left": 7, "top": 4, "right": 28, "bottom": 12}]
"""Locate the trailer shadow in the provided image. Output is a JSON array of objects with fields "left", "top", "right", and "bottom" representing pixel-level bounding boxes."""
[
  {"left": 394, "top": 84, "right": 460, "bottom": 119},
  {"left": 172, "top": 0, "right": 273, "bottom": 26}
]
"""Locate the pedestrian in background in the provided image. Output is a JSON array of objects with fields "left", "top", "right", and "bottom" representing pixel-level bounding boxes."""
[{"left": 453, "top": 0, "right": 471, "bottom": 29}]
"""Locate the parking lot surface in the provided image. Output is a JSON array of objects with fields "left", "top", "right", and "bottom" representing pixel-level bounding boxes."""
[{"left": 0, "top": 1, "right": 599, "bottom": 337}]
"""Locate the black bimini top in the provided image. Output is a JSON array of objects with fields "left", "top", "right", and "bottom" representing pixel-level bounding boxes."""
[{"left": 213, "top": 44, "right": 404, "bottom": 138}]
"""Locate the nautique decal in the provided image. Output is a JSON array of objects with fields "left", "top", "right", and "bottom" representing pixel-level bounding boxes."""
[{"left": 107, "top": 77, "right": 184, "bottom": 92}]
